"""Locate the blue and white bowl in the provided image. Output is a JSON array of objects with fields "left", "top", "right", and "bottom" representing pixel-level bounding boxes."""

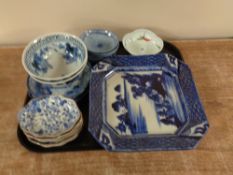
[
  {"left": 22, "top": 33, "right": 88, "bottom": 82},
  {"left": 27, "top": 63, "right": 91, "bottom": 99},
  {"left": 80, "top": 29, "right": 119, "bottom": 61},
  {"left": 18, "top": 95, "right": 82, "bottom": 138}
]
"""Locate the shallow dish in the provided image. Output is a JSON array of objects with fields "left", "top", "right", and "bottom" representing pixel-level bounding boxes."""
[
  {"left": 89, "top": 54, "right": 209, "bottom": 151},
  {"left": 24, "top": 114, "right": 83, "bottom": 141},
  {"left": 122, "top": 29, "right": 163, "bottom": 55},
  {"left": 80, "top": 29, "right": 119, "bottom": 59},
  {"left": 25, "top": 117, "right": 83, "bottom": 148},
  {"left": 18, "top": 95, "right": 81, "bottom": 138},
  {"left": 22, "top": 33, "right": 88, "bottom": 81},
  {"left": 27, "top": 131, "right": 80, "bottom": 148}
]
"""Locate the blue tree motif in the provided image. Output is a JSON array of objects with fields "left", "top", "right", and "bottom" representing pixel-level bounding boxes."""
[
  {"left": 116, "top": 122, "right": 126, "bottom": 133},
  {"left": 114, "top": 84, "right": 121, "bottom": 92},
  {"left": 112, "top": 98, "right": 125, "bottom": 112},
  {"left": 112, "top": 72, "right": 185, "bottom": 134},
  {"left": 122, "top": 73, "right": 183, "bottom": 128},
  {"left": 112, "top": 84, "right": 128, "bottom": 133},
  {"left": 122, "top": 73, "right": 166, "bottom": 99}
]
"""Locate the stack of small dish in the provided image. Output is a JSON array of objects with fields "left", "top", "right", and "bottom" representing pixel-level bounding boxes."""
[
  {"left": 18, "top": 96, "right": 83, "bottom": 148},
  {"left": 22, "top": 33, "right": 90, "bottom": 99},
  {"left": 80, "top": 29, "right": 119, "bottom": 62}
]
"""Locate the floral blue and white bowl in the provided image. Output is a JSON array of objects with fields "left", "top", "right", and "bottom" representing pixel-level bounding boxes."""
[
  {"left": 22, "top": 33, "right": 88, "bottom": 82},
  {"left": 18, "top": 95, "right": 82, "bottom": 138},
  {"left": 27, "top": 63, "right": 91, "bottom": 99}
]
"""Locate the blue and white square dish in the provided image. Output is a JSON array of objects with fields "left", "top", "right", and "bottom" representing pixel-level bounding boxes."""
[{"left": 88, "top": 54, "right": 209, "bottom": 151}]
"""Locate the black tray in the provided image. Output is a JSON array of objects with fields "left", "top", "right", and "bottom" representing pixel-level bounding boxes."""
[{"left": 17, "top": 41, "right": 184, "bottom": 153}]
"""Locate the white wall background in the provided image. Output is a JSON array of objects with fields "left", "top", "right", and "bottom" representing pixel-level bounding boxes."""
[{"left": 0, "top": 0, "right": 232, "bottom": 45}]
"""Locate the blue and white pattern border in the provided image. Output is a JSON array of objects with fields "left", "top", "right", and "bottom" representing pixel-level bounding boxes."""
[{"left": 88, "top": 53, "right": 209, "bottom": 151}]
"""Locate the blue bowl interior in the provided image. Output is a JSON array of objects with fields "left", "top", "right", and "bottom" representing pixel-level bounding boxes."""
[{"left": 24, "top": 34, "right": 87, "bottom": 79}]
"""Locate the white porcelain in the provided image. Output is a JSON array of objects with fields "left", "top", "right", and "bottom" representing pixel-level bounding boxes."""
[
  {"left": 122, "top": 29, "right": 163, "bottom": 56},
  {"left": 22, "top": 33, "right": 88, "bottom": 82}
]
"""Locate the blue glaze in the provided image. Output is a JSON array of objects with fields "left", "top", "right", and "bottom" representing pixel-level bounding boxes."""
[
  {"left": 32, "top": 48, "right": 53, "bottom": 74},
  {"left": 88, "top": 53, "right": 209, "bottom": 151},
  {"left": 23, "top": 33, "right": 87, "bottom": 79},
  {"left": 110, "top": 70, "right": 187, "bottom": 135},
  {"left": 80, "top": 29, "right": 119, "bottom": 54},
  {"left": 80, "top": 29, "right": 119, "bottom": 61}
]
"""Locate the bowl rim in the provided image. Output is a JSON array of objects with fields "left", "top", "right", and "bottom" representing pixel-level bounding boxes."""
[
  {"left": 29, "top": 62, "right": 87, "bottom": 85},
  {"left": 22, "top": 32, "right": 88, "bottom": 81}
]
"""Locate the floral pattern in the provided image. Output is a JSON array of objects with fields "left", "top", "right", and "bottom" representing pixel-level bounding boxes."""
[{"left": 18, "top": 96, "right": 81, "bottom": 137}]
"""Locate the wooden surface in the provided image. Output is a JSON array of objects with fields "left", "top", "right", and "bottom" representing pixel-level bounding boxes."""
[{"left": 0, "top": 39, "right": 233, "bottom": 175}]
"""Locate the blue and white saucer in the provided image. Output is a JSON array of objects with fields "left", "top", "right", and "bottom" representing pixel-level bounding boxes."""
[
  {"left": 88, "top": 54, "right": 209, "bottom": 151},
  {"left": 80, "top": 29, "right": 119, "bottom": 61}
]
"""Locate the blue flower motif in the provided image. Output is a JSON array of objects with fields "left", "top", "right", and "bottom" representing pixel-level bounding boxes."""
[
  {"left": 64, "top": 43, "right": 81, "bottom": 64},
  {"left": 32, "top": 50, "right": 53, "bottom": 74}
]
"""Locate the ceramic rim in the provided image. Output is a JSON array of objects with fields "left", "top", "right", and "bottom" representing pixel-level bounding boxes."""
[
  {"left": 22, "top": 32, "right": 88, "bottom": 81},
  {"left": 80, "top": 29, "right": 119, "bottom": 54}
]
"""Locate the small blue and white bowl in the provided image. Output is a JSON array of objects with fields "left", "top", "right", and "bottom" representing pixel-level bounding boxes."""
[
  {"left": 22, "top": 33, "right": 88, "bottom": 82},
  {"left": 27, "top": 63, "right": 91, "bottom": 99},
  {"left": 80, "top": 29, "right": 119, "bottom": 61}
]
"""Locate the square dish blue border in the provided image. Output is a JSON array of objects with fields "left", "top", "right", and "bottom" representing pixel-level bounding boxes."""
[{"left": 88, "top": 53, "right": 209, "bottom": 151}]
